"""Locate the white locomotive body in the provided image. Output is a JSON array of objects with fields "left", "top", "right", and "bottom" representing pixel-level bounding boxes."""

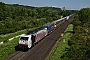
[{"left": 18, "top": 27, "right": 47, "bottom": 50}]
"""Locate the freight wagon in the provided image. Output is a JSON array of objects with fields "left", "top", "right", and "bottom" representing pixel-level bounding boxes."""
[{"left": 42, "top": 22, "right": 55, "bottom": 34}]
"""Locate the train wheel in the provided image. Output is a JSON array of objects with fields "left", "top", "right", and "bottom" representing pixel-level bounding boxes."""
[
  {"left": 22, "top": 47, "right": 25, "bottom": 52},
  {"left": 25, "top": 47, "right": 28, "bottom": 51}
]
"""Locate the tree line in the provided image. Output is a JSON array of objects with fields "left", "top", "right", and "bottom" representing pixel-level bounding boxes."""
[
  {"left": 61, "top": 8, "right": 90, "bottom": 60},
  {"left": 0, "top": 2, "right": 76, "bottom": 35}
]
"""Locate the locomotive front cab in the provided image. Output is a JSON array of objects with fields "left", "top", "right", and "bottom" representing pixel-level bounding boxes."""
[
  {"left": 19, "top": 37, "right": 28, "bottom": 45},
  {"left": 19, "top": 35, "right": 32, "bottom": 49}
]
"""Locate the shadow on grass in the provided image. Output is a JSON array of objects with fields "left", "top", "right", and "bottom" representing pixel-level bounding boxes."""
[{"left": 15, "top": 45, "right": 28, "bottom": 52}]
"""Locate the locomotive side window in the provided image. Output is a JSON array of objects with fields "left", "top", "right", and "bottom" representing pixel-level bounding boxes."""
[{"left": 20, "top": 37, "right": 29, "bottom": 41}]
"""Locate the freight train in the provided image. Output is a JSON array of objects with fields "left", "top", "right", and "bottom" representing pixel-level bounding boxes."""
[{"left": 16, "top": 14, "right": 75, "bottom": 51}]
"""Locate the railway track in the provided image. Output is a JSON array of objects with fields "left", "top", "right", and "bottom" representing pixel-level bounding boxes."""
[{"left": 4, "top": 16, "right": 74, "bottom": 60}]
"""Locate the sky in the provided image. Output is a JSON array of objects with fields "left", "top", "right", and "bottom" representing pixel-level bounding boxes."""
[{"left": 0, "top": 0, "right": 90, "bottom": 10}]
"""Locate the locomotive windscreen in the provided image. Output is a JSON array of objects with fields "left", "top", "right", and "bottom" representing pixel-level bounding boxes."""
[{"left": 20, "top": 37, "right": 29, "bottom": 41}]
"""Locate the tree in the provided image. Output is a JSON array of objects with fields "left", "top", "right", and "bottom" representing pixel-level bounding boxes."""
[{"left": 61, "top": 8, "right": 90, "bottom": 60}]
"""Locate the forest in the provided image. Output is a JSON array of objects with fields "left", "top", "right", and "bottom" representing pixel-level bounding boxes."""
[
  {"left": 61, "top": 8, "right": 90, "bottom": 60},
  {"left": 0, "top": 2, "right": 76, "bottom": 35}
]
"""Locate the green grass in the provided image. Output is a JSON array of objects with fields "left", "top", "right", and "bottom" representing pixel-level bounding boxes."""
[
  {"left": 0, "top": 27, "right": 38, "bottom": 60},
  {"left": 0, "top": 37, "right": 19, "bottom": 60},
  {"left": 46, "top": 24, "right": 73, "bottom": 60},
  {"left": 0, "top": 29, "right": 26, "bottom": 42},
  {"left": 0, "top": 27, "right": 37, "bottom": 42}
]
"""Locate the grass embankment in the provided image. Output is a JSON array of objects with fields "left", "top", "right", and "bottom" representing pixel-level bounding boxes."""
[
  {"left": 0, "top": 38, "right": 19, "bottom": 60},
  {"left": 46, "top": 24, "right": 73, "bottom": 60},
  {"left": 0, "top": 30, "right": 26, "bottom": 42},
  {"left": 0, "top": 27, "right": 37, "bottom": 42},
  {"left": 0, "top": 27, "right": 37, "bottom": 60}
]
